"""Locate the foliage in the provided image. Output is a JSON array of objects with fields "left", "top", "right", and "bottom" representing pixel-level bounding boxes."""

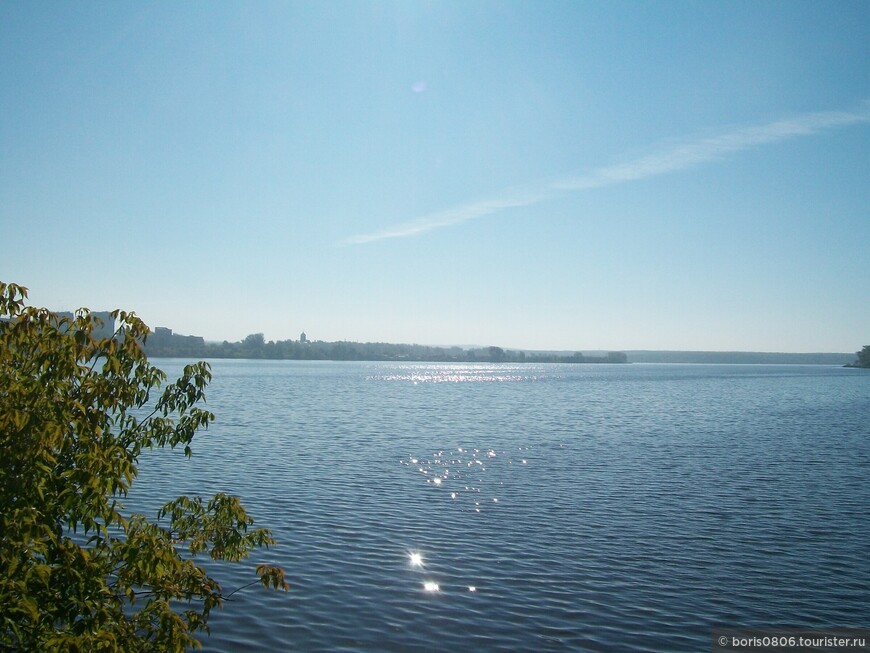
[
  {"left": 853, "top": 345, "right": 870, "bottom": 368},
  {"left": 0, "top": 282, "right": 287, "bottom": 652}
]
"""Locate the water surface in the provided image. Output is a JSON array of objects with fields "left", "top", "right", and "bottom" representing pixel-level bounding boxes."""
[{"left": 131, "top": 361, "right": 870, "bottom": 651}]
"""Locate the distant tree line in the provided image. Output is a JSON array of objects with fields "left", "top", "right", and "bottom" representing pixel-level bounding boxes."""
[
  {"left": 145, "top": 329, "right": 628, "bottom": 364},
  {"left": 845, "top": 345, "right": 870, "bottom": 369}
]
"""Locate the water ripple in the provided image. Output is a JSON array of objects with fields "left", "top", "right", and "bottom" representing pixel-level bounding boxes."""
[{"left": 124, "top": 360, "right": 870, "bottom": 652}]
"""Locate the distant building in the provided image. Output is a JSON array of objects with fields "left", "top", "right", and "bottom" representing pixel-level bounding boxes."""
[
  {"left": 300, "top": 332, "right": 307, "bottom": 344},
  {"left": 56, "top": 311, "right": 115, "bottom": 340},
  {"left": 146, "top": 326, "right": 205, "bottom": 355},
  {"left": 149, "top": 327, "right": 174, "bottom": 345}
]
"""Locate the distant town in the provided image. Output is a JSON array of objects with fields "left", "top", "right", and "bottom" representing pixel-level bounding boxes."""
[
  {"left": 144, "top": 327, "right": 629, "bottom": 364},
  {"left": 43, "top": 313, "right": 862, "bottom": 366},
  {"left": 140, "top": 325, "right": 862, "bottom": 366}
]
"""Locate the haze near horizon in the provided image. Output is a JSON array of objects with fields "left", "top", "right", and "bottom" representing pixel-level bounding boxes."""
[{"left": 1, "top": 2, "right": 868, "bottom": 352}]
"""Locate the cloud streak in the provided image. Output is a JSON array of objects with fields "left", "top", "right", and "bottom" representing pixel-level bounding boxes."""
[
  {"left": 340, "top": 102, "right": 870, "bottom": 246},
  {"left": 340, "top": 187, "right": 561, "bottom": 245}
]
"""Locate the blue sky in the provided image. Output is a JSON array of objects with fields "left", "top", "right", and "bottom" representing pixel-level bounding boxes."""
[{"left": 2, "top": 1, "right": 868, "bottom": 352}]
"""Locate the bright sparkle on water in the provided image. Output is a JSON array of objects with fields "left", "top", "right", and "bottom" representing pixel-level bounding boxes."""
[
  {"left": 406, "top": 444, "right": 530, "bottom": 515},
  {"left": 367, "top": 366, "right": 541, "bottom": 384},
  {"left": 409, "top": 552, "right": 423, "bottom": 568},
  {"left": 423, "top": 581, "right": 440, "bottom": 592}
]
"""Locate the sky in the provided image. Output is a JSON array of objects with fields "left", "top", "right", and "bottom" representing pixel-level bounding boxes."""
[{"left": 1, "top": 1, "right": 868, "bottom": 352}]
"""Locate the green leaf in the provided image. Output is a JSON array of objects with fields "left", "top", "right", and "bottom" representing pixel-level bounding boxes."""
[{"left": 0, "top": 282, "right": 288, "bottom": 651}]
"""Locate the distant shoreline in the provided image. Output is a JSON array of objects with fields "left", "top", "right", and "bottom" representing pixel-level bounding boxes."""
[
  {"left": 625, "top": 351, "right": 853, "bottom": 365},
  {"left": 145, "top": 333, "right": 629, "bottom": 364},
  {"left": 142, "top": 329, "right": 853, "bottom": 366}
]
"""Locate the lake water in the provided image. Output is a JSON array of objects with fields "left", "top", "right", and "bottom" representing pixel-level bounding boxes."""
[{"left": 131, "top": 361, "right": 870, "bottom": 652}]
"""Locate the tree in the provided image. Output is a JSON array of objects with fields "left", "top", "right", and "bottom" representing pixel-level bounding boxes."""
[
  {"left": 852, "top": 345, "right": 870, "bottom": 368},
  {"left": 241, "top": 333, "right": 265, "bottom": 358},
  {"left": 0, "top": 282, "right": 287, "bottom": 652},
  {"left": 488, "top": 346, "right": 505, "bottom": 362}
]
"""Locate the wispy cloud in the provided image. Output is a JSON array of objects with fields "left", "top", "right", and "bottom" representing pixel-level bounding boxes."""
[
  {"left": 340, "top": 187, "right": 561, "bottom": 245},
  {"left": 340, "top": 102, "right": 870, "bottom": 246}
]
